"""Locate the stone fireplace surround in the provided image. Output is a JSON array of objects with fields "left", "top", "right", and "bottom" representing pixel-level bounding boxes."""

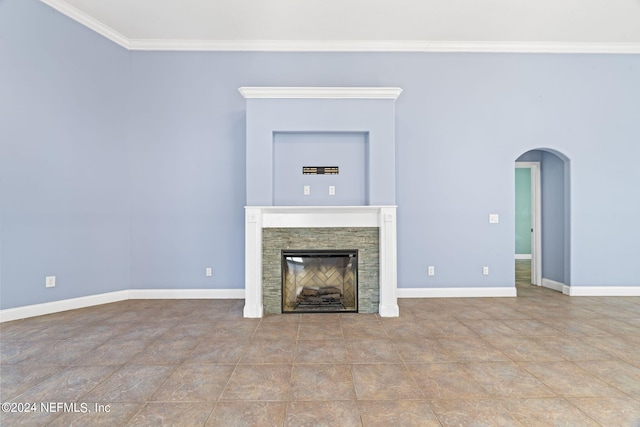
[
  {"left": 240, "top": 87, "right": 402, "bottom": 318},
  {"left": 243, "top": 205, "right": 399, "bottom": 317}
]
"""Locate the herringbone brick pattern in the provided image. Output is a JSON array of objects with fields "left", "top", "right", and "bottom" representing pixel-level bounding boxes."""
[{"left": 283, "top": 257, "right": 356, "bottom": 311}]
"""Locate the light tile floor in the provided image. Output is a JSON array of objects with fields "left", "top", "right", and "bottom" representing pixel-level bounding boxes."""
[{"left": 1, "top": 261, "right": 639, "bottom": 426}]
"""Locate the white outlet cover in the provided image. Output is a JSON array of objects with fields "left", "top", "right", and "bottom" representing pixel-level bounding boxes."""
[
  {"left": 489, "top": 214, "right": 499, "bottom": 224},
  {"left": 206, "top": 268, "right": 212, "bottom": 277},
  {"left": 428, "top": 266, "right": 435, "bottom": 276},
  {"left": 303, "top": 185, "right": 310, "bottom": 195},
  {"left": 45, "top": 276, "right": 56, "bottom": 288}
]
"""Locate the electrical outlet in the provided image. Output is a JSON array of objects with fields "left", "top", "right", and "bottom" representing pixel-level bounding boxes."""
[
  {"left": 428, "top": 266, "right": 435, "bottom": 276},
  {"left": 206, "top": 267, "right": 212, "bottom": 277},
  {"left": 303, "top": 185, "right": 310, "bottom": 195},
  {"left": 483, "top": 266, "right": 489, "bottom": 275},
  {"left": 329, "top": 185, "right": 335, "bottom": 195},
  {"left": 45, "top": 276, "right": 56, "bottom": 288}
]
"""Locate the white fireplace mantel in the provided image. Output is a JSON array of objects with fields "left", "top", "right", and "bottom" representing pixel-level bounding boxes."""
[{"left": 244, "top": 205, "right": 399, "bottom": 318}]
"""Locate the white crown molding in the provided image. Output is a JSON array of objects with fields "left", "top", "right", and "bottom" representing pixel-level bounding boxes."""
[
  {"left": 131, "top": 39, "right": 640, "bottom": 54},
  {"left": 420, "top": 41, "right": 640, "bottom": 54},
  {"left": 40, "top": 0, "right": 130, "bottom": 49},
  {"left": 33, "top": 3, "right": 640, "bottom": 54},
  {"left": 239, "top": 87, "right": 403, "bottom": 100},
  {"left": 131, "top": 39, "right": 432, "bottom": 52}
]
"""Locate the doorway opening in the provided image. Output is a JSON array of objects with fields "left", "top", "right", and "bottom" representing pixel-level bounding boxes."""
[
  {"left": 515, "top": 149, "right": 571, "bottom": 295},
  {"left": 515, "top": 162, "right": 541, "bottom": 286}
]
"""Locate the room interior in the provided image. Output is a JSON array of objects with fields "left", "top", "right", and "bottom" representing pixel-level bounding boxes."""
[{"left": 1, "top": 0, "right": 640, "bottom": 425}]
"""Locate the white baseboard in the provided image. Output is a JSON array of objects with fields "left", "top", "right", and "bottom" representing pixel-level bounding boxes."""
[
  {"left": 5, "top": 284, "right": 637, "bottom": 322},
  {"left": 0, "top": 290, "right": 129, "bottom": 323},
  {"left": 397, "top": 287, "right": 517, "bottom": 298},
  {"left": 128, "top": 289, "right": 246, "bottom": 300},
  {"left": 515, "top": 254, "right": 532, "bottom": 260},
  {"left": 537, "top": 279, "right": 640, "bottom": 296},
  {"left": 564, "top": 286, "right": 640, "bottom": 297},
  {"left": 541, "top": 278, "right": 565, "bottom": 293},
  {"left": 0, "top": 289, "right": 245, "bottom": 323}
]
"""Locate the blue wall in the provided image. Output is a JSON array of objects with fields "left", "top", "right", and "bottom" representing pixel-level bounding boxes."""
[
  {"left": 2, "top": 0, "right": 640, "bottom": 309},
  {"left": 273, "top": 132, "right": 368, "bottom": 206},
  {"left": 540, "top": 151, "right": 568, "bottom": 284},
  {"left": 126, "top": 51, "right": 246, "bottom": 290},
  {"left": 1, "top": 0, "right": 130, "bottom": 309}
]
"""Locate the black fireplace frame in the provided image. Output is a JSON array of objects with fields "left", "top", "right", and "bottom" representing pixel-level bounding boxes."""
[{"left": 281, "top": 249, "right": 359, "bottom": 314}]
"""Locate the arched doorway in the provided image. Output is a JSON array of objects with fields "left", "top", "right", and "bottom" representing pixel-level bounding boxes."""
[{"left": 515, "top": 149, "right": 571, "bottom": 294}]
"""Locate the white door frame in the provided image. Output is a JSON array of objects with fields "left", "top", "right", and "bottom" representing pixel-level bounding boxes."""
[{"left": 515, "top": 162, "right": 542, "bottom": 286}]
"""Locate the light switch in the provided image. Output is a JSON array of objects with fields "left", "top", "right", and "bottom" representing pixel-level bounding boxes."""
[
  {"left": 303, "top": 185, "right": 310, "bottom": 195},
  {"left": 489, "top": 214, "right": 499, "bottom": 224}
]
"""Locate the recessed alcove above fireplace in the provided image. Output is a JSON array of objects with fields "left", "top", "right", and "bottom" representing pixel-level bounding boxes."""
[
  {"left": 273, "top": 132, "right": 367, "bottom": 206},
  {"left": 240, "top": 87, "right": 402, "bottom": 318}
]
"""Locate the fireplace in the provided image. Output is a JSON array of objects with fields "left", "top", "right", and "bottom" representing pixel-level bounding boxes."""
[
  {"left": 240, "top": 87, "right": 402, "bottom": 318},
  {"left": 245, "top": 206, "right": 397, "bottom": 317},
  {"left": 282, "top": 250, "right": 358, "bottom": 313}
]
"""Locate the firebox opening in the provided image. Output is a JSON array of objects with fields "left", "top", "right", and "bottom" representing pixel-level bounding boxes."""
[{"left": 281, "top": 250, "right": 358, "bottom": 313}]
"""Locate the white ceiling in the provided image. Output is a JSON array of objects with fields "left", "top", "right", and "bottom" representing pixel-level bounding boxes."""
[{"left": 42, "top": 0, "right": 640, "bottom": 53}]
